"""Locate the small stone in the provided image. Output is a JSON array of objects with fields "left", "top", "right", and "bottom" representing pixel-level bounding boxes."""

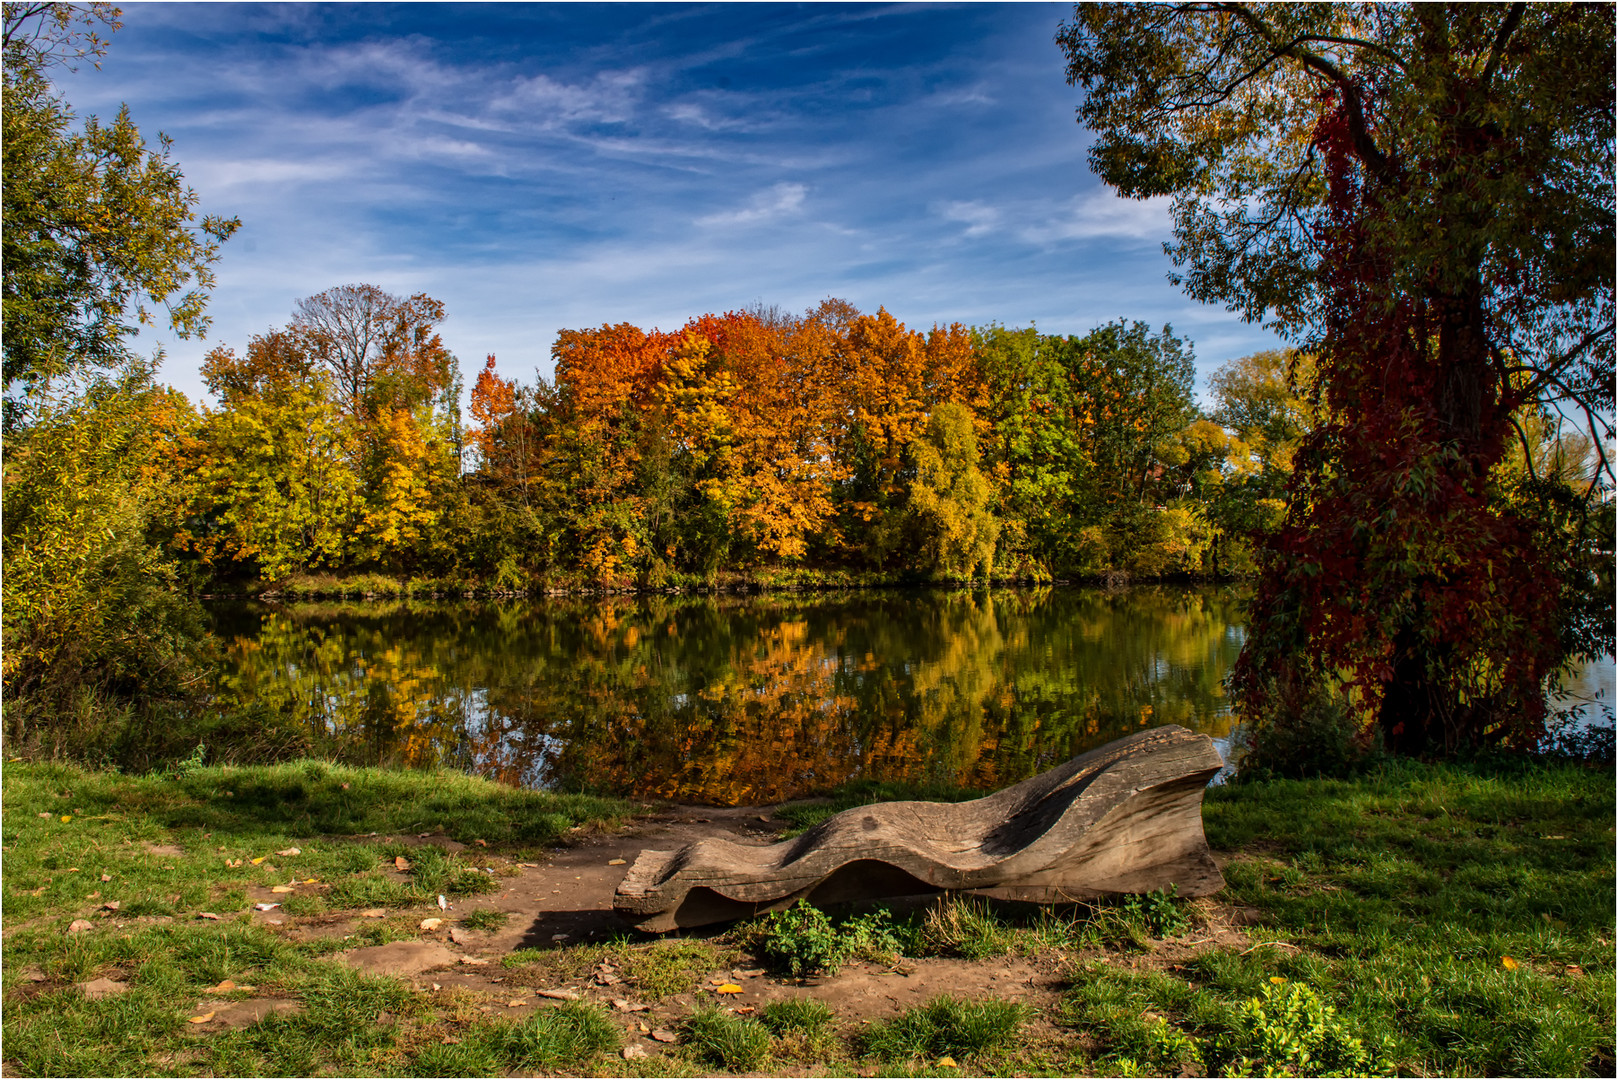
[{"left": 77, "top": 977, "right": 128, "bottom": 1000}]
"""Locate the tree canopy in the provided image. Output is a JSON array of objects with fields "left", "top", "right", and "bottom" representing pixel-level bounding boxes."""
[{"left": 1061, "top": 3, "right": 1615, "bottom": 753}]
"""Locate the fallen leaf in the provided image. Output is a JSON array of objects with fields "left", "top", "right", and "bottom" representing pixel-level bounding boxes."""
[
  {"left": 187, "top": 1011, "right": 216, "bottom": 1024},
  {"left": 1567, "top": 964, "right": 1585, "bottom": 977},
  {"left": 251, "top": 856, "right": 268, "bottom": 865},
  {"left": 270, "top": 886, "right": 295, "bottom": 894},
  {"left": 67, "top": 867, "right": 79, "bottom": 873},
  {"left": 622, "top": 1045, "right": 649, "bottom": 1060},
  {"left": 205, "top": 980, "right": 237, "bottom": 994},
  {"left": 474, "top": 839, "right": 487, "bottom": 847},
  {"left": 1269, "top": 975, "right": 1286, "bottom": 984},
  {"left": 449, "top": 927, "right": 473, "bottom": 946},
  {"left": 236, "top": 985, "right": 257, "bottom": 993},
  {"left": 939, "top": 1056, "right": 958, "bottom": 1068},
  {"left": 550, "top": 933, "right": 570, "bottom": 942},
  {"left": 650, "top": 1029, "right": 678, "bottom": 1043},
  {"left": 536, "top": 989, "right": 579, "bottom": 1000},
  {"left": 1501, "top": 955, "right": 1519, "bottom": 971},
  {"left": 507, "top": 999, "right": 528, "bottom": 1008},
  {"left": 360, "top": 909, "right": 387, "bottom": 918},
  {"left": 437, "top": 894, "right": 447, "bottom": 910},
  {"left": 734, "top": 968, "right": 765, "bottom": 978},
  {"left": 197, "top": 912, "right": 221, "bottom": 921},
  {"left": 67, "top": 919, "right": 94, "bottom": 933},
  {"left": 276, "top": 848, "right": 301, "bottom": 857},
  {"left": 254, "top": 903, "right": 280, "bottom": 912},
  {"left": 608, "top": 858, "right": 627, "bottom": 866},
  {"left": 37, "top": 812, "right": 50, "bottom": 818},
  {"left": 715, "top": 983, "right": 743, "bottom": 995},
  {"left": 734, "top": 1005, "right": 756, "bottom": 1014},
  {"left": 225, "top": 859, "right": 242, "bottom": 869},
  {"left": 102, "top": 901, "right": 120, "bottom": 912},
  {"left": 420, "top": 918, "right": 443, "bottom": 931},
  {"left": 100, "top": 873, "right": 112, "bottom": 882},
  {"left": 458, "top": 955, "right": 490, "bottom": 966},
  {"left": 440, "top": 1036, "right": 459, "bottom": 1045}
]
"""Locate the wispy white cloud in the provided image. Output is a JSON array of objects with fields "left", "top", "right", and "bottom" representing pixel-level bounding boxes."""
[
  {"left": 696, "top": 182, "right": 808, "bottom": 226},
  {"left": 1031, "top": 192, "right": 1174, "bottom": 242},
  {"left": 938, "top": 199, "right": 1000, "bottom": 237}
]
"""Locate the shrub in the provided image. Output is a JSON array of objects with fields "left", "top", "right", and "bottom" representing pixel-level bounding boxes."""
[
  {"left": 1205, "top": 980, "right": 1391, "bottom": 1078},
  {"left": 753, "top": 902, "right": 903, "bottom": 977}
]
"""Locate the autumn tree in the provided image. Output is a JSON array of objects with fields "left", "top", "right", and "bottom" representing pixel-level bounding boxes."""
[
  {"left": 292, "top": 284, "right": 455, "bottom": 418},
  {"left": 1062, "top": 3, "right": 1615, "bottom": 753},
  {"left": 907, "top": 403, "right": 999, "bottom": 580}
]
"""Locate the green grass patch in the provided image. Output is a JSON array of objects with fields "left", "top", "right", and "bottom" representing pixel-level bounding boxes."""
[
  {"left": 861, "top": 996, "right": 1030, "bottom": 1063},
  {"left": 682, "top": 1006, "right": 773, "bottom": 1071},
  {"left": 503, "top": 937, "right": 738, "bottom": 1002},
  {"left": 459, "top": 909, "right": 508, "bottom": 932}
]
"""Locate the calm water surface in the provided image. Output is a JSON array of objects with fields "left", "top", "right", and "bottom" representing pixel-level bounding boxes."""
[{"left": 208, "top": 586, "right": 1247, "bottom": 804}]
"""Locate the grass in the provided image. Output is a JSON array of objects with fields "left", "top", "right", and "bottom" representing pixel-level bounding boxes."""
[
  {"left": 1063, "top": 756, "right": 1616, "bottom": 1077},
  {"left": 3, "top": 753, "right": 1611, "bottom": 1076},
  {"left": 861, "top": 996, "right": 1031, "bottom": 1063}
]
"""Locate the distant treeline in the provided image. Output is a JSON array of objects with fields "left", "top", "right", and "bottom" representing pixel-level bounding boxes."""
[{"left": 148, "top": 288, "right": 1315, "bottom": 589}]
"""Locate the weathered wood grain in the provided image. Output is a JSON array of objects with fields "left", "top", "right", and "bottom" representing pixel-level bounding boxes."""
[{"left": 614, "top": 724, "right": 1225, "bottom": 930}]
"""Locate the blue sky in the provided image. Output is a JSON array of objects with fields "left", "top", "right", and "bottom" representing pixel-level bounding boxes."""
[{"left": 65, "top": 2, "right": 1283, "bottom": 407}]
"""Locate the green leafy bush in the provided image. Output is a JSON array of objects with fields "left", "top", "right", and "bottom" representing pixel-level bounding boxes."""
[
  {"left": 1206, "top": 980, "right": 1391, "bottom": 1078},
  {"left": 753, "top": 902, "right": 903, "bottom": 977}
]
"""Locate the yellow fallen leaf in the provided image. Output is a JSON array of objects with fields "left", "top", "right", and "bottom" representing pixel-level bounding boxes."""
[
  {"left": 188, "top": 1011, "right": 216, "bottom": 1024},
  {"left": 939, "top": 1057, "right": 958, "bottom": 1069},
  {"left": 205, "top": 980, "right": 237, "bottom": 994},
  {"left": 251, "top": 856, "right": 268, "bottom": 865},
  {"left": 1269, "top": 976, "right": 1287, "bottom": 984},
  {"left": 715, "top": 983, "right": 743, "bottom": 995},
  {"left": 276, "top": 848, "right": 301, "bottom": 857},
  {"left": 60, "top": 815, "right": 72, "bottom": 823},
  {"left": 271, "top": 885, "right": 295, "bottom": 894},
  {"left": 1501, "top": 955, "right": 1519, "bottom": 970},
  {"left": 394, "top": 856, "right": 411, "bottom": 871},
  {"left": 507, "top": 999, "right": 528, "bottom": 1007}
]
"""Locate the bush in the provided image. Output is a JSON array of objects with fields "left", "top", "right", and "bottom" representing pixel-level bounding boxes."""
[
  {"left": 1236, "top": 678, "right": 1381, "bottom": 782},
  {"left": 752, "top": 902, "right": 903, "bottom": 977},
  {"left": 1206, "top": 980, "right": 1391, "bottom": 1077}
]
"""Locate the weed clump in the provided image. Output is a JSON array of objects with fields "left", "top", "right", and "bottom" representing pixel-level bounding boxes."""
[
  {"left": 682, "top": 1006, "right": 773, "bottom": 1071},
  {"left": 861, "top": 995, "right": 1030, "bottom": 1062}
]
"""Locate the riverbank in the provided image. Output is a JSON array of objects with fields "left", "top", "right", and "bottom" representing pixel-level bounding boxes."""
[
  {"left": 203, "top": 566, "right": 1238, "bottom": 602},
  {"left": 3, "top": 757, "right": 1611, "bottom": 1076}
]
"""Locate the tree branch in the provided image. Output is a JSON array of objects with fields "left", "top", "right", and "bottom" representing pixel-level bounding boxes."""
[{"left": 1479, "top": 2, "right": 1526, "bottom": 89}]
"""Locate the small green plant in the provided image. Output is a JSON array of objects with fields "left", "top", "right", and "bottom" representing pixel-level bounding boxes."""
[
  {"left": 753, "top": 902, "right": 903, "bottom": 977},
  {"left": 862, "top": 996, "right": 1030, "bottom": 1062},
  {"left": 1206, "top": 980, "right": 1391, "bottom": 1078},
  {"left": 682, "top": 1006, "right": 773, "bottom": 1070},
  {"left": 460, "top": 909, "right": 509, "bottom": 931}
]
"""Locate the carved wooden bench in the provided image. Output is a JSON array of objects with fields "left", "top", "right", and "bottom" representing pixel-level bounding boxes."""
[{"left": 614, "top": 724, "right": 1225, "bottom": 930}]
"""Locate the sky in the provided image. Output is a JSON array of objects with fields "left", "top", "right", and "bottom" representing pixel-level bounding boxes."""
[{"left": 61, "top": 1, "right": 1285, "bottom": 408}]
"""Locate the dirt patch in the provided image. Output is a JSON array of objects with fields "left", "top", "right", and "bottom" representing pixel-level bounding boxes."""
[
  {"left": 188, "top": 997, "right": 304, "bottom": 1031},
  {"left": 336, "top": 940, "right": 459, "bottom": 978}
]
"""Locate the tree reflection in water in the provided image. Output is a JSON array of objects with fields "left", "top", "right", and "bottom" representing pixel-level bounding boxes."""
[{"left": 208, "top": 587, "right": 1244, "bottom": 805}]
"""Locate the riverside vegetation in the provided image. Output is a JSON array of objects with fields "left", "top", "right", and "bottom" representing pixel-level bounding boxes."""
[{"left": 2, "top": 755, "right": 1611, "bottom": 1077}]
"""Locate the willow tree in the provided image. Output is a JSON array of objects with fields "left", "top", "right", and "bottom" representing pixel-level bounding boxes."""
[{"left": 1060, "top": 3, "right": 1614, "bottom": 753}]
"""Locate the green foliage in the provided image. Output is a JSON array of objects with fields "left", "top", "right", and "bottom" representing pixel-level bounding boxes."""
[
  {"left": 907, "top": 402, "right": 999, "bottom": 580},
  {"left": 681, "top": 1006, "right": 773, "bottom": 1071},
  {"left": 861, "top": 996, "right": 1030, "bottom": 1062},
  {"left": 1, "top": 3, "right": 239, "bottom": 429},
  {"left": 459, "top": 908, "right": 509, "bottom": 931},
  {"left": 752, "top": 902, "right": 903, "bottom": 978},
  {"left": 1208, "top": 980, "right": 1391, "bottom": 1078}
]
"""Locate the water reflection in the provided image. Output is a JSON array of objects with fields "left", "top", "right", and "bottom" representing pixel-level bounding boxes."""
[{"left": 208, "top": 587, "right": 1246, "bottom": 805}]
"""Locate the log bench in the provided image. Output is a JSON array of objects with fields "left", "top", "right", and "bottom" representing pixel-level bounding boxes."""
[{"left": 614, "top": 724, "right": 1225, "bottom": 931}]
